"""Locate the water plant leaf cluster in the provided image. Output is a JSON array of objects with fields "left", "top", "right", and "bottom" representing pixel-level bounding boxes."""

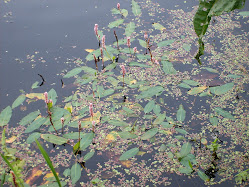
[{"left": 1, "top": 0, "right": 249, "bottom": 186}]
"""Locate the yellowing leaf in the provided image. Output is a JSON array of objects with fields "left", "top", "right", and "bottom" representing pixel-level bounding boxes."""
[
  {"left": 42, "top": 172, "right": 59, "bottom": 185},
  {"left": 85, "top": 49, "right": 95, "bottom": 53},
  {"left": 82, "top": 111, "right": 101, "bottom": 123},
  {"left": 120, "top": 160, "right": 132, "bottom": 168},
  {"left": 6, "top": 136, "right": 17, "bottom": 143},
  {"left": 64, "top": 103, "right": 73, "bottom": 114},
  {"left": 137, "top": 151, "right": 146, "bottom": 156},
  {"left": 152, "top": 23, "right": 166, "bottom": 31},
  {"left": 187, "top": 86, "right": 207, "bottom": 95},
  {"left": 25, "top": 167, "right": 43, "bottom": 185},
  {"left": 26, "top": 93, "right": 44, "bottom": 100},
  {"left": 130, "top": 80, "right": 137, "bottom": 85},
  {"left": 105, "top": 131, "right": 118, "bottom": 142}
]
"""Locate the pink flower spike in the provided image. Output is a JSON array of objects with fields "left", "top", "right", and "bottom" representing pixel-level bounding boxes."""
[
  {"left": 61, "top": 117, "right": 65, "bottom": 124},
  {"left": 44, "top": 92, "right": 48, "bottom": 104},
  {"left": 127, "top": 37, "right": 131, "bottom": 48},
  {"left": 102, "top": 35, "right": 106, "bottom": 49},
  {"left": 144, "top": 32, "right": 148, "bottom": 40},
  {"left": 154, "top": 60, "right": 159, "bottom": 65},
  {"left": 117, "top": 3, "right": 120, "bottom": 10},
  {"left": 89, "top": 103, "right": 93, "bottom": 118},
  {"left": 121, "top": 65, "right": 126, "bottom": 77},
  {"left": 94, "top": 24, "right": 98, "bottom": 36},
  {"left": 133, "top": 47, "right": 137, "bottom": 53}
]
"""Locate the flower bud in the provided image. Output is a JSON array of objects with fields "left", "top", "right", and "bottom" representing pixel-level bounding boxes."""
[
  {"left": 133, "top": 47, "right": 137, "bottom": 53},
  {"left": 44, "top": 92, "right": 48, "bottom": 104},
  {"left": 127, "top": 37, "right": 131, "bottom": 48},
  {"left": 121, "top": 65, "right": 126, "bottom": 77},
  {"left": 117, "top": 3, "right": 120, "bottom": 10},
  {"left": 94, "top": 24, "right": 98, "bottom": 36}
]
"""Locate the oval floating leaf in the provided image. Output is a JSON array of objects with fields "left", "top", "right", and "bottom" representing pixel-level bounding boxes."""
[
  {"left": 0, "top": 106, "right": 12, "bottom": 127},
  {"left": 125, "top": 22, "right": 135, "bottom": 36},
  {"left": 214, "top": 107, "right": 235, "bottom": 120},
  {"left": 108, "top": 19, "right": 124, "bottom": 28},
  {"left": 138, "top": 39, "right": 147, "bottom": 48},
  {"left": 19, "top": 110, "right": 40, "bottom": 126},
  {"left": 12, "top": 95, "right": 26, "bottom": 109},
  {"left": 25, "top": 117, "right": 47, "bottom": 133},
  {"left": 83, "top": 151, "right": 95, "bottom": 161},
  {"left": 80, "top": 132, "right": 94, "bottom": 150},
  {"left": 144, "top": 100, "right": 155, "bottom": 114},
  {"left": 41, "top": 134, "right": 68, "bottom": 145},
  {"left": 71, "top": 163, "right": 81, "bottom": 184},
  {"left": 157, "top": 39, "right": 175, "bottom": 47},
  {"left": 136, "top": 86, "right": 164, "bottom": 99},
  {"left": 198, "top": 170, "right": 209, "bottom": 181},
  {"left": 109, "top": 120, "right": 129, "bottom": 126},
  {"left": 48, "top": 88, "right": 58, "bottom": 105},
  {"left": 209, "top": 82, "right": 234, "bottom": 95},
  {"left": 183, "top": 80, "right": 199, "bottom": 86},
  {"left": 161, "top": 61, "right": 176, "bottom": 74},
  {"left": 131, "top": 0, "right": 141, "bottom": 16},
  {"left": 26, "top": 132, "right": 41, "bottom": 144},
  {"left": 119, "top": 147, "right": 139, "bottom": 160},
  {"left": 63, "top": 67, "right": 82, "bottom": 78},
  {"left": 177, "top": 104, "right": 186, "bottom": 122},
  {"left": 141, "top": 128, "right": 158, "bottom": 140},
  {"left": 153, "top": 113, "right": 166, "bottom": 125},
  {"left": 178, "top": 142, "right": 192, "bottom": 158}
]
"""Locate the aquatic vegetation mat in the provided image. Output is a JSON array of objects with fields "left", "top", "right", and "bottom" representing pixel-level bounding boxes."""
[{"left": 1, "top": 0, "right": 249, "bottom": 186}]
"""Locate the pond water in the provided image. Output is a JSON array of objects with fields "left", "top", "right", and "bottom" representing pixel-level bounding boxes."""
[{"left": 1, "top": 0, "right": 249, "bottom": 186}]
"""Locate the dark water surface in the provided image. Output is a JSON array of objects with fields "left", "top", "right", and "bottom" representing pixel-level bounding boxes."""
[{"left": 1, "top": 0, "right": 249, "bottom": 186}]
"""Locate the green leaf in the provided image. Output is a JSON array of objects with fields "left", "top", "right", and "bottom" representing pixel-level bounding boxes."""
[
  {"left": 83, "top": 150, "right": 95, "bottom": 161},
  {"left": 109, "top": 120, "right": 129, "bottom": 126},
  {"left": 153, "top": 113, "right": 166, "bottom": 125},
  {"left": 118, "top": 132, "right": 137, "bottom": 139},
  {"left": 26, "top": 132, "right": 41, "bottom": 144},
  {"left": 35, "top": 140, "right": 62, "bottom": 187},
  {"left": 25, "top": 117, "right": 47, "bottom": 133},
  {"left": 178, "top": 142, "right": 192, "bottom": 158},
  {"left": 71, "top": 163, "right": 81, "bottom": 185},
  {"left": 63, "top": 168, "right": 71, "bottom": 177},
  {"left": 161, "top": 61, "right": 176, "bottom": 74},
  {"left": 178, "top": 83, "right": 191, "bottom": 89},
  {"left": 129, "top": 62, "right": 151, "bottom": 68},
  {"left": 214, "top": 107, "right": 235, "bottom": 120},
  {"left": 136, "top": 86, "right": 164, "bottom": 99},
  {"left": 31, "top": 81, "right": 39, "bottom": 89},
  {"left": 80, "top": 132, "right": 94, "bottom": 150},
  {"left": 12, "top": 95, "right": 26, "bottom": 109},
  {"left": 153, "top": 105, "right": 161, "bottom": 116},
  {"left": 81, "top": 66, "right": 97, "bottom": 75},
  {"left": 183, "top": 80, "right": 199, "bottom": 86},
  {"left": 63, "top": 67, "right": 82, "bottom": 78},
  {"left": 108, "top": 19, "right": 124, "bottom": 28},
  {"left": 41, "top": 134, "right": 68, "bottom": 145},
  {"left": 198, "top": 170, "right": 209, "bottom": 181},
  {"left": 119, "top": 147, "right": 139, "bottom": 160},
  {"left": 125, "top": 22, "right": 136, "bottom": 36},
  {"left": 175, "top": 128, "right": 188, "bottom": 135},
  {"left": 182, "top": 43, "right": 191, "bottom": 51},
  {"left": 187, "top": 86, "right": 207, "bottom": 95},
  {"left": 141, "top": 128, "right": 158, "bottom": 140},
  {"left": 48, "top": 89, "right": 58, "bottom": 105},
  {"left": 144, "top": 100, "right": 155, "bottom": 114},
  {"left": 105, "top": 63, "right": 117, "bottom": 71},
  {"left": 0, "top": 106, "right": 12, "bottom": 127},
  {"left": 238, "top": 11, "right": 249, "bottom": 16},
  {"left": 138, "top": 39, "right": 147, "bottom": 48},
  {"left": 227, "top": 74, "right": 241, "bottom": 79},
  {"left": 209, "top": 82, "right": 234, "bottom": 95},
  {"left": 177, "top": 104, "right": 186, "bottom": 122},
  {"left": 178, "top": 167, "right": 193, "bottom": 175},
  {"left": 159, "top": 144, "right": 167, "bottom": 152},
  {"left": 209, "top": 116, "right": 218, "bottom": 126},
  {"left": 131, "top": 0, "right": 141, "bottom": 16},
  {"left": 157, "top": 39, "right": 175, "bottom": 47},
  {"left": 202, "top": 67, "right": 219, "bottom": 73}
]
